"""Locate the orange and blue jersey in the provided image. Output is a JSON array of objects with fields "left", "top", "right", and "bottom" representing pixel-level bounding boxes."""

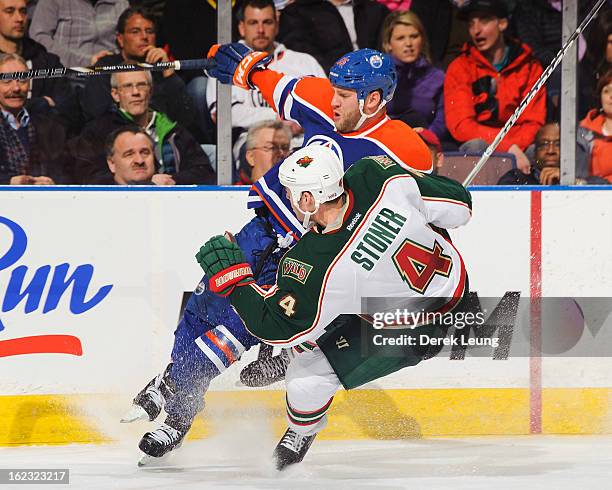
[{"left": 247, "top": 70, "right": 433, "bottom": 237}]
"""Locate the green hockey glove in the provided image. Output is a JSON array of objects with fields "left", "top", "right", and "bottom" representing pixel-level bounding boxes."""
[{"left": 195, "top": 235, "right": 254, "bottom": 296}]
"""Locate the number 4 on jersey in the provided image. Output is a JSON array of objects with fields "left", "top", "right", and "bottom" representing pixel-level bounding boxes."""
[
  {"left": 279, "top": 294, "right": 297, "bottom": 317},
  {"left": 392, "top": 239, "right": 453, "bottom": 294}
]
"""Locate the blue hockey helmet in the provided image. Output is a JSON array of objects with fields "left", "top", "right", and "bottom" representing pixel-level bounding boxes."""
[{"left": 329, "top": 49, "right": 397, "bottom": 103}]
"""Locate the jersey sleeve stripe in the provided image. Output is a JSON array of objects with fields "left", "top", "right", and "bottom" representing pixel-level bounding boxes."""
[
  {"left": 274, "top": 76, "right": 298, "bottom": 121},
  {"left": 422, "top": 196, "right": 473, "bottom": 211}
]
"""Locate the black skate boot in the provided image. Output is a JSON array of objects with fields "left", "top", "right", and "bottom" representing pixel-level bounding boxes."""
[
  {"left": 121, "top": 363, "right": 175, "bottom": 423},
  {"left": 137, "top": 415, "right": 190, "bottom": 465},
  {"left": 273, "top": 428, "right": 317, "bottom": 470},
  {"left": 240, "top": 349, "right": 290, "bottom": 387}
]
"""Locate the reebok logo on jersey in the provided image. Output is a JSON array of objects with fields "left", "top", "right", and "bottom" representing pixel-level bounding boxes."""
[
  {"left": 346, "top": 212, "right": 362, "bottom": 231},
  {"left": 370, "top": 155, "right": 396, "bottom": 170},
  {"left": 281, "top": 258, "right": 313, "bottom": 284}
]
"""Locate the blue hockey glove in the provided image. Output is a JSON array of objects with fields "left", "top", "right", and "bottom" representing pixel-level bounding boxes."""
[{"left": 206, "top": 43, "right": 271, "bottom": 90}]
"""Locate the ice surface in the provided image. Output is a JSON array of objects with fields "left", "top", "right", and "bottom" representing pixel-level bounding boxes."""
[{"left": 1, "top": 435, "right": 611, "bottom": 489}]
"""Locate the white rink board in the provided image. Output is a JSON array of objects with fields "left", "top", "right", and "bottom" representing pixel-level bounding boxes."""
[{"left": 0, "top": 188, "right": 610, "bottom": 395}]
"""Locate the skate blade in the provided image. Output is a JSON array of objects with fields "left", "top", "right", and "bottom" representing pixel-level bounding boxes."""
[
  {"left": 138, "top": 453, "right": 171, "bottom": 467},
  {"left": 120, "top": 405, "right": 149, "bottom": 423}
]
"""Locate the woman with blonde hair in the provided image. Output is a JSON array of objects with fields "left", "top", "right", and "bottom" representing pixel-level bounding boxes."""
[{"left": 381, "top": 10, "right": 447, "bottom": 141}]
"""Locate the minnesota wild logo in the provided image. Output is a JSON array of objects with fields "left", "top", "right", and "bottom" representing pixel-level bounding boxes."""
[{"left": 297, "top": 156, "right": 313, "bottom": 167}]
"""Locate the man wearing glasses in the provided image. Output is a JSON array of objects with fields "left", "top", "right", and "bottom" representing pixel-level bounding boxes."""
[
  {"left": 497, "top": 122, "right": 607, "bottom": 186},
  {"left": 80, "top": 6, "right": 194, "bottom": 128},
  {"left": 236, "top": 119, "right": 292, "bottom": 185},
  {"left": 73, "top": 70, "right": 215, "bottom": 185}
]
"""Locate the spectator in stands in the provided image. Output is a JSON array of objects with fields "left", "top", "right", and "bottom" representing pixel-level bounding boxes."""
[
  {"left": 578, "top": 68, "right": 612, "bottom": 183},
  {"left": 0, "top": 0, "right": 73, "bottom": 118},
  {"left": 512, "top": 0, "right": 598, "bottom": 119},
  {"left": 236, "top": 119, "right": 291, "bottom": 184},
  {"left": 415, "top": 127, "right": 444, "bottom": 174},
  {"left": 74, "top": 70, "right": 215, "bottom": 185},
  {"left": 80, "top": 6, "right": 194, "bottom": 127},
  {"left": 444, "top": 0, "right": 545, "bottom": 174},
  {"left": 586, "top": 7, "right": 612, "bottom": 91},
  {"left": 29, "top": 0, "right": 128, "bottom": 68},
  {"left": 0, "top": 53, "right": 72, "bottom": 184},
  {"left": 499, "top": 121, "right": 609, "bottom": 185},
  {"left": 207, "top": 0, "right": 325, "bottom": 148},
  {"left": 157, "top": 0, "right": 244, "bottom": 143},
  {"left": 410, "top": 0, "right": 471, "bottom": 69},
  {"left": 278, "top": 0, "right": 389, "bottom": 73},
  {"left": 381, "top": 10, "right": 446, "bottom": 141},
  {"left": 106, "top": 126, "right": 156, "bottom": 185}
]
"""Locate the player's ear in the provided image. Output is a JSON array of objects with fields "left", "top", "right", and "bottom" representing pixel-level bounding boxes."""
[{"left": 238, "top": 20, "right": 246, "bottom": 39}]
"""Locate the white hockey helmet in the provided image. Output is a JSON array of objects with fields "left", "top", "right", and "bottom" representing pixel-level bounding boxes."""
[{"left": 279, "top": 145, "right": 345, "bottom": 228}]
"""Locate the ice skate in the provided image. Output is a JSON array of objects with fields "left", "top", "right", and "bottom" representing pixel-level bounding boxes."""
[
  {"left": 137, "top": 415, "right": 190, "bottom": 464},
  {"left": 121, "top": 363, "right": 174, "bottom": 423},
  {"left": 240, "top": 349, "right": 290, "bottom": 387},
  {"left": 273, "top": 427, "right": 316, "bottom": 471}
]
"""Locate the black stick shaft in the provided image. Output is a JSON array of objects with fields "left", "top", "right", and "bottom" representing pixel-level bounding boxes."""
[{"left": 0, "top": 58, "right": 210, "bottom": 81}]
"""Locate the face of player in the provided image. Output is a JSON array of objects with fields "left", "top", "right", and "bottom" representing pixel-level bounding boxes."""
[
  {"left": 534, "top": 124, "right": 560, "bottom": 170},
  {"left": 468, "top": 13, "right": 507, "bottom": 54},
  {"left": 607, "top": 34, "right": 612, "bottom": 63},
  {"left": 246, "top": 127, "right": 291, "bottom": 182},
  {"left": 0, "top": 59, "right": 28, "bottom": 115},
  {"left": 331, "top": 86, "right": 361, "bottom": 133},
  {"left": 111, "top": 71, "right": 152, "bottom": 117},
  {"left": 107, "top": 132, "right": 155, "bottom": 185},
  {"left": 0, "top": 0, "right": 26, "bottom": 42},
  {"left": 601, "top": 82, "right": 612, "bottom": 119},
  {"left": 239, "top": 5, "right": 278, "bottom": 53},
  {"left": 385, "top": 24, "right": 423, "bottom": 64},
  {"left": 117, "top": 13, "right": 156, "bottom": 60},
  {"left": 286, "top": 188, "right": 315, "bottom": 223}
]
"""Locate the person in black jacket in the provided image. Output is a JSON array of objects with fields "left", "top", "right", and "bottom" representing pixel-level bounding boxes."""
[
  {"left": 80, "top": 6, "right": 195, "bottom": 128},
  {"left": 512, "top": 0, "right": 601, "bottom": 119},
  {"left": 278, "top": 0, "right": 389, "bottom": 73},
  {"left": 0, "top": 0, "right": 74, "bottom": 119},
  {"left": 0, "top": 53, "right": 73, "bottom": 184},
  {"left": 73, "top": 70, "right": 215, "bottom": 185}
]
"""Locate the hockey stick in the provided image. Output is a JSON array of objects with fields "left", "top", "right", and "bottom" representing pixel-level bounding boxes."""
[
  {"left": 0, "top": 58, "right": 211, "bottom": 81},
  {"left": 462, "top": 0, "right": 608, "bottom": 187}
]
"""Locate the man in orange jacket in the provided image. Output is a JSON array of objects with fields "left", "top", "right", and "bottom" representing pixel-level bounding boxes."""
[{"left": 444, "top": 0, "right": 546, "bottom": 174}]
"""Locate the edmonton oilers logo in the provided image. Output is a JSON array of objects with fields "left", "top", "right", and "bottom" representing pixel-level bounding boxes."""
[
  {"left": 369, "top": 54, "right": 383, "bottom": 69},
  {"left": 304, "top": 135, "right": 343, "bottom": 164}
]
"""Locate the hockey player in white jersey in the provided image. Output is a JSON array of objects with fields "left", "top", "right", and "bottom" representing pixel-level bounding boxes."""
[{"left": 196, "top": 145, "right": 472, "bottom": 469}]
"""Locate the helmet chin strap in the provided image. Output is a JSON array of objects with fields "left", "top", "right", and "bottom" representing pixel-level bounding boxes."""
[
  {"left": 353, "top": 98, "right": 388, "bottom": 131},
  {"left": 296, "top": 197, "right": 320, "bottom": 229}
]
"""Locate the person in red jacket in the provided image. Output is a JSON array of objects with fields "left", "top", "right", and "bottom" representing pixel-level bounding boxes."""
[
  {"left": 578, "top": 68, "right": 612, "bottom": 183},
  {"left": 444, "top": 0, "right": 546, "bottom": 173}
]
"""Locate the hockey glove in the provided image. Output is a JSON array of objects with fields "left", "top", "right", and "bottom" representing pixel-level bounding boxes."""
[
  {"left": 206, "top": 43, "right": 271, "bottom": 90},
  {"left": 195, "top": 235, "right": 254, "bottom": 297}
]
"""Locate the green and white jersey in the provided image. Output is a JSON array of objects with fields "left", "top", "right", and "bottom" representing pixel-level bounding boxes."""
[{"left": 231, "top": 155, "right": 472, "bottom": 348}]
